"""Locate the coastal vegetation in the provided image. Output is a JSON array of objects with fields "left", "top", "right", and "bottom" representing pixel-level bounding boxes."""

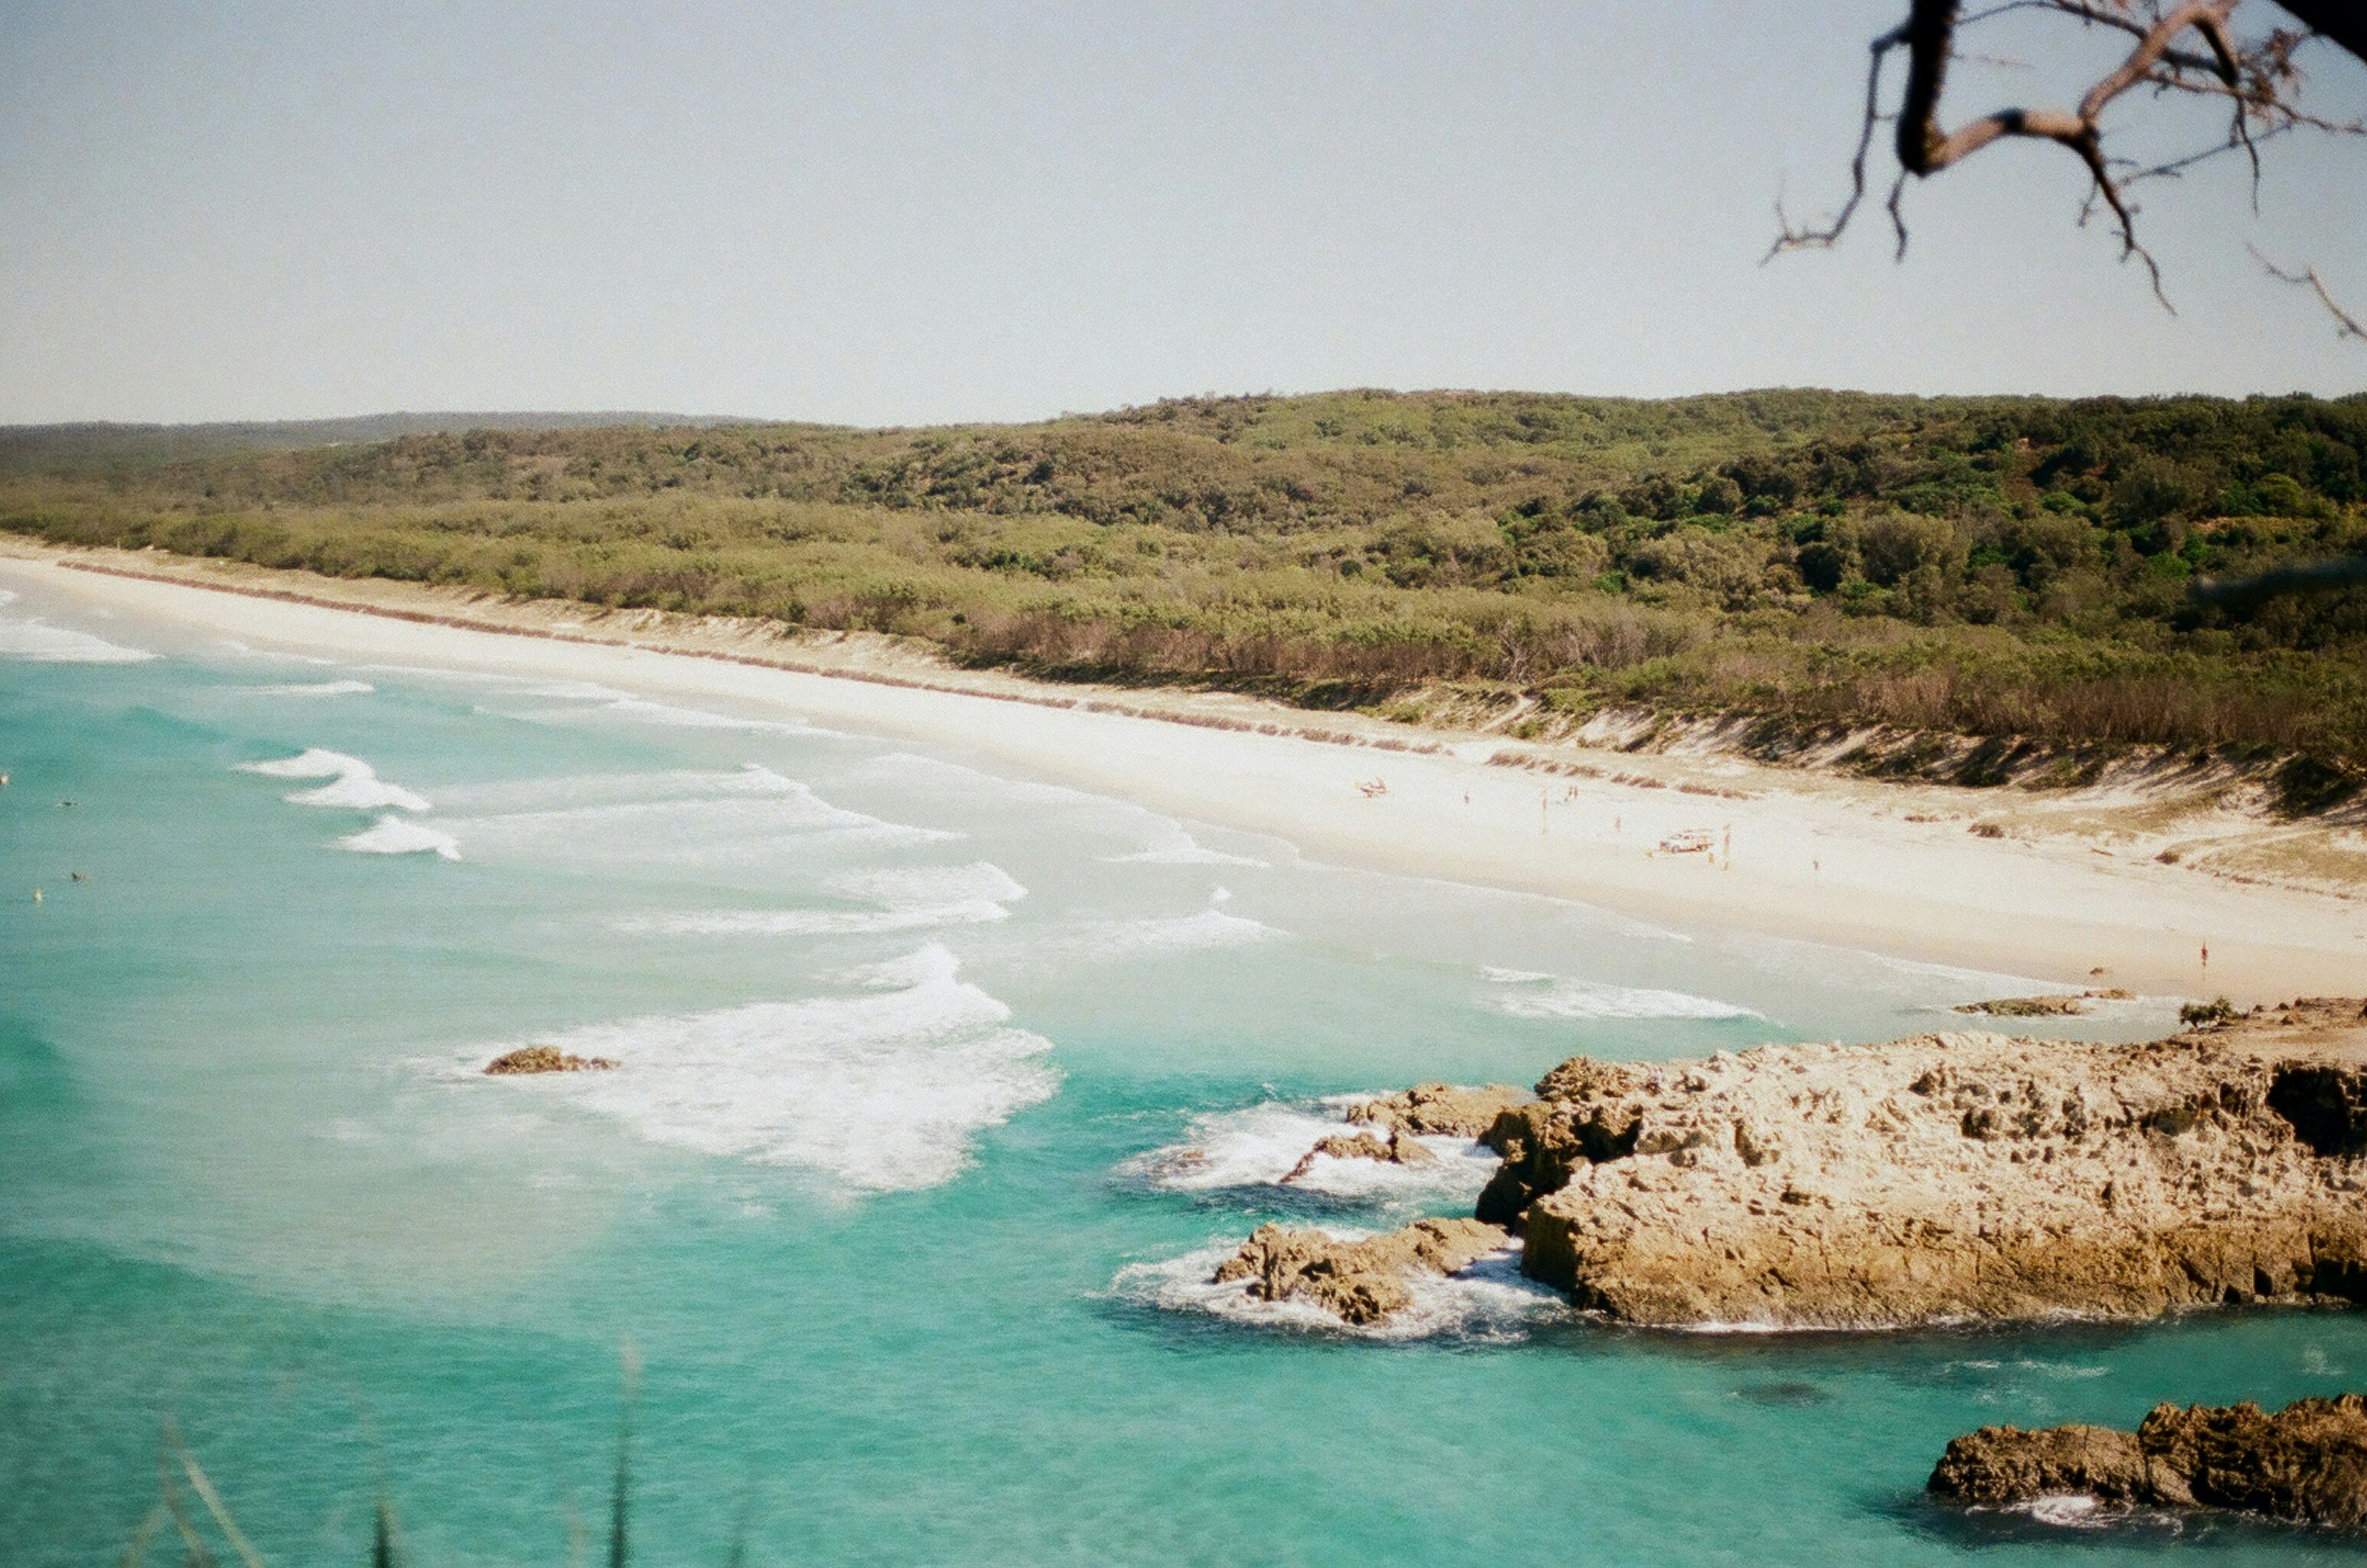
[{"left": 5, "top": 389, "right": 2365, "bottom": 802}]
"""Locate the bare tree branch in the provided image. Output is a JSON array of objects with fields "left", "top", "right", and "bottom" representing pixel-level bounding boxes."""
[
  {"left": 2254, "top": 246, "right": 2367, "bottom": 337},
  {"left": 1775, "top": 0, "right": 2366, "bottom": 311}
]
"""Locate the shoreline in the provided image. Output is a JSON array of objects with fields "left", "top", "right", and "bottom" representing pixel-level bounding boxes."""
[{"left": 5, "top": 537, "right": 2364, "bottom": 1001}]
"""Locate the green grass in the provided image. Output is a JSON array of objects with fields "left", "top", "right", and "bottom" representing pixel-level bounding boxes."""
[{"left": 6, "top": 387, "right": 2365, "bottom": 801}]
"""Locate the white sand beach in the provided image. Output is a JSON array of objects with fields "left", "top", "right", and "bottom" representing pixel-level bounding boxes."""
[{"left": 6, "top": 537, "right": 2362, "bottom": 1002}]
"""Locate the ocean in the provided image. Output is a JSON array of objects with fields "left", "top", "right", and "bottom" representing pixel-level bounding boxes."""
[{"left": 3, "top": 574, "right": 2362, "bottom": 1566}]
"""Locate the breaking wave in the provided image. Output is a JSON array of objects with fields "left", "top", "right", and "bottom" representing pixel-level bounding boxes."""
[
  {"left": 1104, "top": 828, "right": 1268, "bottom": 867},
  {"left": 1120, "top": 1100, "right": 1500, "bottom": 1207},
  {"left": 240, "top": 748, "right": 431, "bottom": 812},
  {"left": 1071, "top": 905, "right": 1281, "bottom": 959},
  {"left": 427, "top": 765, "right": 953, "bottom": 872},
  {"left": 340, "top": 816, "right": 462, "bottom": 860},
  {"left": 614, "top": 861, "right": 1029, "bottom": 937},
  {"left": 463, "top": 944, "right": 1058, "bottom": 1191},
  {"left": 247, "top": 679, "right": 376, "bottom": 697}
]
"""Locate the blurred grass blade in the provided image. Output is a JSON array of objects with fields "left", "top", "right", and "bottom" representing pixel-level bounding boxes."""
[
  {"left": 162, "top": 1418, "right": 264, "bottom": 1568},
  {"left": 118, "top": 1501, "right": 167, "bottom": 1568},
  {"left": 155, "top": 1446, "right": 217, "bottom": 1568},
  {"left": 610, "top": 1342, "right": 641, "bottom": 1568},
  {"left": 372, "top": 1494, "right": 400, "bottom": 1568}
]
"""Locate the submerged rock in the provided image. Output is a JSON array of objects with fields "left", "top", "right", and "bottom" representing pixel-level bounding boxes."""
[
  {"left": 483, "top": 1045, "right": 619, "bottom": 1076},
  {"left": 1280, "top": 1129, "right": 1436, "bottom": 1184},
  {"left": 1211, "top": 1217, "right": 1509, "bottom": 1325},
  {"left": 1345, "top": 1082, "right": 1529, "bottom": 1139},
  {"left": 1954, "top": 989, "right": 2132, "bottom": 1018},
  {"left": 1929, "top": 1395, "right": 2367, "bottom": 1528}
]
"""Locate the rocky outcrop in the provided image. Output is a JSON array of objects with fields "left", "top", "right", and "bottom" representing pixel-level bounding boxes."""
[
  {"left": 1245, "top": 1001, "right": 2367, "bottom": 1331},
  {"left": 1212, "top": 1218, "right": 1509, "bottom": 1325},
  {"left": 1954, "top": 988, "right": 2131, "bottom": 1018},
  {"left": 1503, "top": 1031, "right": 2367, "bottom": 1328},
  {"left": 1929, "top": 1396, "right": 2367, "bottom": 1528},
  {"left": 483, "top": 1045, "right": 618, "bottom": 1076},
  {"left": 1281, "top": 1129, "right": 1435, "bottom": 1184},
  {"left": 1345, "top": 1082, "right": 1528, "bottom": 1138}
]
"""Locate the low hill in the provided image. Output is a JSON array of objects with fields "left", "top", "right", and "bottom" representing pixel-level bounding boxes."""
[{"left": 4, "top": 387, "right": 2362, "bottom": 806}]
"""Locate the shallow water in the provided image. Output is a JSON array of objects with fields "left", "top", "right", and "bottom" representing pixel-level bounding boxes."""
[{"left": 2, "top": 579, "right": 2362, "bottom": 1565}]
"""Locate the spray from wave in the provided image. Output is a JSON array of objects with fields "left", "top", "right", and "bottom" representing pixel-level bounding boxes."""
[{"left": 1120, "top": 1099, "right": 1500, "bottom": 1207}]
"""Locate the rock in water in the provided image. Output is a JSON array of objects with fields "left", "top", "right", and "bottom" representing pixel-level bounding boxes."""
[
  {"left": 1474, "top": 1001, "right": 2367, "bottom": 1327},
  {"left": 1954, "top": 992, "right": 2114, "bottom": 1017},
  {"left": 1930, "top": 1395, "right": 2367, "bottom": 1528},
  {"left": 1346, "top": 1082, "right": 1529, "bottom": 1138},
  {"left": 483, "top": 1045, "right": 619, "bottom": 1076},
  {"left": 1211, "top": 1218, "right": 1509, "bottom": 1325},
  {"left": 1280, "top": 1129, "right": 1437, "bottom": 1184}
]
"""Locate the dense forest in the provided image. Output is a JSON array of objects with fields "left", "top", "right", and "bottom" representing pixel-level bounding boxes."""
[{"left": 5, "top": 388, "right": 2365, "bottom": 804}]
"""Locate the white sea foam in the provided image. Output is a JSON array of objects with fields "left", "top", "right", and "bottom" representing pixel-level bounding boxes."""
[
  {"left": 434, "top": 766, "right": 952, "bottom": 870},
  {"left": 239, "top": 748, "right": 432, "bottom": 812},
  {"left": 522, "top": 694, "right": 827, "bottom": 734},
  {"left": 1112, "top": 1235, "right": 1564, "bottom": 1342},
  {"left": 828, "top": 862, "right": 1028, "bottom": 908},
  {"left": 466, "top": 943, "right": 1058, "bottom": 1191},
  {"left": 247, "top": 679, "right": 375, "bottom": 697},
  {"left": 1072, "top": 907, "right": 1281, "bottom": 959},
  {"left": 1122, "top": 1100, "right": 1500, "bottom": 1205},
  {"left": 430, "top": 763, "right": 798, "bottom": 815},
  {"left": 1477, "top": 966, "right": 1757, "bottom": 1021},
  {"left": 616, "top": 861, "right": 1027, "bottom": 938},
  {"left": 2012, "top": 1495, "right": 2106, "bottom": 1527},
  {"left": 0, "top": 606, "right": 157, "bottom": 664},
  {"left": 1105, "top": 828, "right": 1269, "bottom": 867},
  {"left": 340, "top": 815, "right": 462, "bottom": 860},
  {"left": 616, "top": 904, "right": 1010, "bottom": 936}
]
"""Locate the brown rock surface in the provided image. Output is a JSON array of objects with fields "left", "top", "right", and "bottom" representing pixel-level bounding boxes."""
[
  {"left": 483, "top": 1045, "right": 619, "bottom": 1076},
  {"left": 1211, "top": 1217, "right": 1509, "bottom": 1325},
  {"left": 1346, "top": 1082, "right": 1529, "bottom": 1138},
  {"left": 1930, "top": 1395, "right": 2367, "bottom": 1527},
  {"left": 1482, "top": 1004, "right": 2367, "bottom": 1327}
]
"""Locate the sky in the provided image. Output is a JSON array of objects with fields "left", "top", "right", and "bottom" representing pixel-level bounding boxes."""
[{"left": 2, "top": 1, "right": 2362, "bottom": 426}]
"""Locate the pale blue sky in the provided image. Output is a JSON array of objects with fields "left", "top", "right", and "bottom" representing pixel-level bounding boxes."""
[{"left": 2, "top": 1, "right": 2361, "bottom": 425}]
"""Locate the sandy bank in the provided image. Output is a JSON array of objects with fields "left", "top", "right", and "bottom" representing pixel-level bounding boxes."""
[{"left": 4, "top": 537, "right": 2362, "bottom": 999}]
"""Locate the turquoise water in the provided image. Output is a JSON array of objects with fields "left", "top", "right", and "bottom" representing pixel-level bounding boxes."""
[{"left": 2, "top": 579, "right": 2364, "bottom": 1566}]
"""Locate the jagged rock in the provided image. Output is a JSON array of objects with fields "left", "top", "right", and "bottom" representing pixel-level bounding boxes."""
[
  {"left": 1211, "top": 1217, "right": 1509, "bottom": 1325},
  {"left": 1930, "top": 1396, "right": 2367, "bottom": 1528},
  {"left": 1467, "top": 1003, "right": 2367, "bottom": 1327},
  {"left": 483, "top": 1045, "right": 618, "bottom": 1076},
  {"left": 2269, "top": 1063, "right": 2367, "bottom": 1158},
  {"left": 1280, "top": 1129, "right": 1437, "bottom": 1184},
  {"left": 1927, "top": 1423, "right": 2161, "bottom": 1506},
  {"left": 1345, "top": 1082, "right": 1529, "bottom": 1138}
]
